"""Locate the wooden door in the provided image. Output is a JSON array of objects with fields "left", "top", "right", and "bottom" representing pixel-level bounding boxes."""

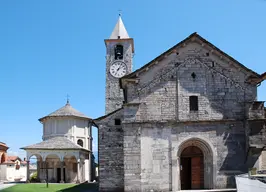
[
  {"left": 191, "top": 156, "right": 204, "bottom": 189},
  {"left": 180, "top": 157, "right": 191, "bottom": 190}
]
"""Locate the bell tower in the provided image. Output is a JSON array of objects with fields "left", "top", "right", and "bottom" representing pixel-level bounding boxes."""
[{"left": 104, "top": 15, "right": 134, "bottom": 114}]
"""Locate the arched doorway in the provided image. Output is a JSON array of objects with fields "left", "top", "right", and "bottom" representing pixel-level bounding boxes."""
[
  {"left": 63, "top": 155, "right": 78, "bottom": 183},
  {"left": 28, "top": 154, "right": 43, "bottom": 182},
  {"left": 177, "top": 138, "right": 214, "bottom": 190},
  {"left": 180, "top": 146, "right": 204, "bottom": 189},
  {"left": 45, "top": 154, "right": 62, "bottom": 183}
]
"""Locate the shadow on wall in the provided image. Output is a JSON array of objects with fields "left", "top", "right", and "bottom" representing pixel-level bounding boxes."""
[{"left": 128, "top": 53, "right": 261, "bottom": 188}]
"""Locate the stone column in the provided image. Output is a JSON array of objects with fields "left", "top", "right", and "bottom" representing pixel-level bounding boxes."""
[
  {"left": 82, "top": 161, "right": 85, "bottom": 182},
  {"left": 76, "top": 159, "right": 80, "bottom": 183},
  {"left": 88, "top": 153, "right": 91, "bottom": 182},
  {"left": 37, "top": 161, "right": 40, "bottom": 179},
  {"left": 53, "top": 162, "right": 56, "bottom": 180},
  {"left": 60, "top": 161, "right": 64, "bottom": 183},
  {"left": 26, "top": 160, "right": 30, "bottom": 181}
]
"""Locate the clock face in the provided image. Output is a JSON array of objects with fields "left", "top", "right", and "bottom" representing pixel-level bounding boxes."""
[{"left": 109, "top": 61, "right": 127, "bottom": 78}]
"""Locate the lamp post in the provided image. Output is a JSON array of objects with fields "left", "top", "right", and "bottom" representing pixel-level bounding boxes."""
[{"left": 39, "top": 162, "right": 53, "bottom": 188}]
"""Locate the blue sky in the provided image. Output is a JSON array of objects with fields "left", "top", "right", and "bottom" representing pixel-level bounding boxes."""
[{"left": 0, "top": 0, "right": 265, "bottom": 159}]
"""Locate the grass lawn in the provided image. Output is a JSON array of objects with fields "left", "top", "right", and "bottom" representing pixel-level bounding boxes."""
[{"left": 0, "top": 183, "right": 98, "bottom": 192}]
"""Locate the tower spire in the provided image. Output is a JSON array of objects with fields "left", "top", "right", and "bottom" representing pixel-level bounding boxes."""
[
  {"left": 104, "top": 14, "right": 134, "bottom": 114},
  {"left": 109, "top": 14, "right": 129, "bottom": 39}
]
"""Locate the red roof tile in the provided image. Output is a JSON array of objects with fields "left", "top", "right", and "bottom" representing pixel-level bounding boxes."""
[
  {"left": 7, "top": 156, "right": 19, "bottom": 161},
  {"left": 1, "top": 156, "right": 22, "bottom": 164}
]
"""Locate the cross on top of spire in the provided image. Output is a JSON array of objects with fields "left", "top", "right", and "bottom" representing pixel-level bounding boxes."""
[{"left": 66, "top": 94, "right": 70, "bottom": 105}]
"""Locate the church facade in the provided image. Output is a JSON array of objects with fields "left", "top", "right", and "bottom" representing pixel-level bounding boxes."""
[{"left": 95, "top": 15, "right": 266, "bottom": 192}]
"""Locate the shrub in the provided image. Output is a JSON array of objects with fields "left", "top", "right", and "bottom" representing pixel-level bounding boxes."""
[{"left": 30, "top": 172, "right": 38, "bottom": 182}]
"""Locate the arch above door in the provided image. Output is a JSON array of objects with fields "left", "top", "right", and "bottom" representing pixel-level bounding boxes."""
[{"left": 174, "top": 137, "right": 216, "bottom": 190}]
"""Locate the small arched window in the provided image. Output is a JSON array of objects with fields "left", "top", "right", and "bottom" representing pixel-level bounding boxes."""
[
  {"left": 77, "top": 139, "right": 83, "bottom": 147},
  {"left": 115, "top": 45, "right": 123, "bottom": 60}
]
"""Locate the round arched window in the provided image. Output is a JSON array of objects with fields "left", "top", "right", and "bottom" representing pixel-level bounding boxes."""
[{"left": 77, "top": 139, "right": 83, "bottom": 147}]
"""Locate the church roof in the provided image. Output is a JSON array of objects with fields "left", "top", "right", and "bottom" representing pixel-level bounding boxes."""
[
  {"left": 120, "top": 32, "right": 264, "bottom": 86},
  {"left": 39, "top": 101, "right": 90, "bottom": 122},
  {"left": 94, "top": 107, "right": 123, "bottom": 122},
  {"left": 109, "top": 15, "right": 130, "bottom": 39},
  {"left": 20, "top": 136, "right": 89, "bottom": 151},
  {"left": 1, "top": 156, "right": 27, "bottom": 165},
  {"left": 261, "top": 72, "right": 266, "bottom": 82}
]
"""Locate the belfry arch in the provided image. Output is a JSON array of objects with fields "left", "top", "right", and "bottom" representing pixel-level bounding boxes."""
[{"left": 177, "top": 137, "right": 215, "bottom": 190}]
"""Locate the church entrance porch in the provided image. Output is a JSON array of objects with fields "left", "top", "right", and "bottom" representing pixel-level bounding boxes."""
[
  {"left": 37, "top": 154, "right": 81, "bottom": 183},
  {"left": 180, "top": 146, "right": 204, "bottom": 190},
  {"left": 24, "top": 150, "right": 89, "bottom": 183},
  {"left": 21, "top": 136, "right": 91, "bottom": 183}
]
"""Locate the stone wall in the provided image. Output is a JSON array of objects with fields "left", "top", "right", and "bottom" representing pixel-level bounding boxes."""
[
  {"left": 98, "top": 39, "right": 264, "bottom": 191},
  {"left": 259, "top": 149, "right": 266, "bottom": 169},
  {"left": 105, "top": 41, "right": 133, "bottom": 114},
  {"left": 97, "top": 109, "right": 125, "bottom": 192},
  {"left": 117, "top": 121, "right": 247, "bottom": 191},
  {"left": 248, "top": 120, "right": 266, "bottom": 146},
  {"left": 140, "top": 124, "right": 171, "bottom": 192},
  {"left": 123, "top": 123, "right": 141, "bottom": 192},
  {"left": 125, "top": 42, "right": 257, "bottom": 122}
]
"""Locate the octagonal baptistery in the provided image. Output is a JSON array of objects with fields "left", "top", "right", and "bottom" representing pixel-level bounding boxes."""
[
  {"left": 39, "top": 101, "right": 92, "bottom": 150},
  {"left": 21, "top": 101, "right": 94, "bottom": 183}
]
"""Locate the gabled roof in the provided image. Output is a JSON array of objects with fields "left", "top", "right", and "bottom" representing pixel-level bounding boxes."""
[
  {"left": 2, "top": 155, "right": 27, "bottom": 164},
  {"left": 260, "top": 72, "right": 266, "bottom": 82},
  {"left": 6, "top": 156, "right": 19, "bottom": 161},
  {"left": 1, "top": 156, "right": 26, "bottom": 165},
  {"left": 21, "top": 136, "right": 89, "bottom": 151},
  {"left": 39, "top": 101, "right": 91, "bottom": 122},
  {"left": 93, "top": 108, "right": 123, "bottom": 123},
  {"left": 121, "top": 32, "right": 262, "bottom": 84},
  {"left": 109, "top": 15, "right": 129, "bottom": 39}
]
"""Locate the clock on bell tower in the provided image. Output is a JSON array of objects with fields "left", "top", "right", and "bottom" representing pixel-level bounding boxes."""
[{"left": 104, "top": 14, "right": 134, "bottom": 114}]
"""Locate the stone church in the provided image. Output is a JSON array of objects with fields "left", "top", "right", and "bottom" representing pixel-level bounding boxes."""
[{"left": 94, "top": 15, "right": 266, "bottom": 192}]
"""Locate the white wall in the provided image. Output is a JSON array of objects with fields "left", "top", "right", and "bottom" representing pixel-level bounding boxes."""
[
  {"left": 42, "top": 117, "right": 92, "bottom": 151},
  {"left": 84, "top": 159, "right": 90, "bottom": 181},
  {"left": 5, "top": 164, "right": 27, "bottom": 181},
  {"left": 40, "top": 117, "right": 93, "bottom": 182},
  {"left": 0, "top": 165, "right": 7, "bottom": 181}
]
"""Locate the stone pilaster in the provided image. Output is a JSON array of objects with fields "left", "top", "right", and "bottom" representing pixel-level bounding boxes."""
[
  {"left": 60, "top": 161, "right": 64, "bottom": 183},
  {"left": 26, "top": 160, "right": 30, "bottom": 182}
]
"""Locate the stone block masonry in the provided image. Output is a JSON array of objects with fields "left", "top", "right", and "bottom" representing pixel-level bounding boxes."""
[{"left": 96, "top": 33, "right": 265, "bottom": 191}]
